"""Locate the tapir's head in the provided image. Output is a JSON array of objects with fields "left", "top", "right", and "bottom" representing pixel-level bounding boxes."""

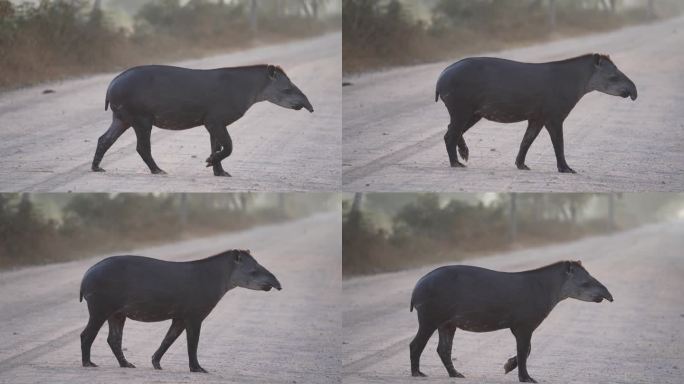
[
  {"left": 261, "top": 65, "right": 314, "bottom": 113},
  {"left": 587, "top": 54, "right": 637, "bottom": 101},
  {"left": 229, "top": 250, "right": 281, "bottom": 292},
  {"left": 561, "top": 260, "right": 613, "bottom": 303}
]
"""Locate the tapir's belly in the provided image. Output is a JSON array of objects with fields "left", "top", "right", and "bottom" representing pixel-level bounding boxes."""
[
  {"left": 450, "top": 311, "right": 513, "bottom": 332},
  {"left": 121, "top": 299, "right": 180, "bottom": 322},
  {"left": 474, "top": 101, "right": 532, "bottom": 124},
  {"left": 152, "top": 109, "right": 205, "bottom": 130}
]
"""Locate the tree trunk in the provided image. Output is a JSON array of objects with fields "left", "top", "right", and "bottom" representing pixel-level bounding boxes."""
[
  {"left": 509, "top": 193, "right": 518, "bottom": 243},
  {"left": 351, "top": 193, "right": 363, "bottom": 213},
  {"left": 250, "top": 0, "right": 258, "bottom": 35}
]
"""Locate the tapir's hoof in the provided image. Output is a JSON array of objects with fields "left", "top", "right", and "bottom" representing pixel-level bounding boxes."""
[
  {"left": 190, "top": 366, "right": 208, "bottom": 373},
  {"left": 504, "top": 357, "right": 517, "bottom": 374},
  {"left": 120, "top": 361, "right": 136, "bottom": 368},
  {"left": 152, "top": 360, "right": 162, "bottom": 370},
  {"left": 411, "top": 371, "right": 427, "bottom": 377},
  {"left": 450, "top": 162, "right": 466, "bottom": 168},
  {"left": 449, "top": 370, "right": 465, "bottom": 378},
  {"left": 558, "top": 166, "right": 576, "bottom": 174},
  {"left": 92, "top": 166, "right": 105, "bottom": 172},
  {"left": 82, "top": 361, "right": 98, "bottom": 368},
  {"left": 519, "top": 376, "right": 537, "bottom": 383},
  {"left": 151, "top": 168, "right": 167, "bottom": 175},
  {"left": 516, "top": 164, "right": 530, "bottom": 171},
  {"left": 458, "top": 147, "right": 469, "bottom": 162},
  {"left": 205, "top": 154, "right": 218, "bottom": 167},
  {"left": 213, "top": 170, "right": 231, "bottom": 177}
]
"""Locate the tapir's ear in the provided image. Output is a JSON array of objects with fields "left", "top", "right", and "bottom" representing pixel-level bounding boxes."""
[
  {"left": 267, "top": 65, "right": 277, "bottom": 79},
  {"left": 234, "top": 252, "right": 242, "bottom": 263},
  {"left": 566, "top": 261, "right": 575, "bottom": 275},
  {"left": 593, "top": 54, "right": 602, "bottom": 67}
]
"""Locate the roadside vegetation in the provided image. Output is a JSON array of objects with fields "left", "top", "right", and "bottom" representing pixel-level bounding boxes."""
[
  {"left": 343, "top": 0, "right": 681, "bottom": 73},
  {"left": 342, "top": 193, "right": 683, "bottom": 276},
  {"left": 0, "top": 193, "right": 335, "bottom": 269},
  {"left": 0, "top": 0, "right": 340, "bottom": 89}
]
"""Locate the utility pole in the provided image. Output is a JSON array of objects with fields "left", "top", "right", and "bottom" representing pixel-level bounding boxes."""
[
  {"left": 548, "top": 0, "right": 557, "bottom": 32},
  {"left": 250, "top": 0, "right": 258, "bottom": 36},
  {"left": 607, "top": 194, "right": 615, "bottom": 231},
  {"left": 509, "top": 193, "right": 518, "bottom": 243},
  {"left": 179, "top": 193, "right": 188, "bottom": 229}
]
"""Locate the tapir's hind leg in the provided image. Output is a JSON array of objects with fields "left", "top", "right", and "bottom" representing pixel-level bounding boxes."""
[
  {"left": 437, "top": 323, "right": 464, "bottom": 378},
  {"left": 92, "top": 114, "right": 130, "bottom": 172},
  {"left": 456, "top": 115, "right": 481, "bottom": 163},
  {"left": 152, "top": 318, "right": 185, "bottom": 370},
  {"left": 81, "top": 300, "right": 110, "bottom": 367},
  {"left": 444, "top": 106, "right": 475, "bottom": 168},
  {"left": 132, "top": 118, "right": 166, "bottom": 175},
  {"left": 409, "top": 321, "right": 436, "bottom": 377},
  {"left": 107, "top": 313, "right": 135, "bottom": 368}
]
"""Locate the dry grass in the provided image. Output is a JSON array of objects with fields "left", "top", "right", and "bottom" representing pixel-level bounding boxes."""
[
  {"left": 0, "top": 1, "right": 339, "bottom": 90},
  {"left": 343, "top": 3, "right": 663, "bottom": 74}
]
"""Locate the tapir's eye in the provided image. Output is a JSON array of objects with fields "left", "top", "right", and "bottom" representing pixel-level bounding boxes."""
[
  {"left": 609, "top": 75, "right": 620, "bottom": 82},
  {"left": 283, "top": 88, "right": 294, "bottom": 95}
]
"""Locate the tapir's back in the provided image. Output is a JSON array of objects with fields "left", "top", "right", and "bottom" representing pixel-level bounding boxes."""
[
  {"left": 80, "top": 255, "right": 195, "bottom": 305},
  {"left": 410, "top": 265, "right": 532, "bottom": 328}
]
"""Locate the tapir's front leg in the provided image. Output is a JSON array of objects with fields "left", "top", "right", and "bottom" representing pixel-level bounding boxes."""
[
  {"left": 186, "top": 320, "right": 207, "bottom": 373},
  {"left": 545, "top": 120, "right": 575, "bottom": 173},
  {"left": 512, "top": 327, "right": 536, "bottom": 383},
  {"left": 208, "top": 134, "right": 231, "bottom": 177},
  {"left": 204, "top": 123, "right": 233, "bottom": 176}
]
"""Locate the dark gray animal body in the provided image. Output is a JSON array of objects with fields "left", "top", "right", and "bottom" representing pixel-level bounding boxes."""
[
  {"left": 79, "top": 250, "right": 281, "bottom": 373},
  {"left": 435, "top": 54, "right": 637, "bottom": 173},
  {"left": 92, "top": 64, "right": 313, "bottom": 176},
  {"left": 409, "top": 261, "right": 613, "bottom": 382}
]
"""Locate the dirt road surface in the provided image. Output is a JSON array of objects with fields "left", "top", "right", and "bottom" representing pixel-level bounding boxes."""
[
  {"left": 342, "top": 18, "right": 684, "bottom": 192},
  {"left": 0, "top": 33, "right": 341, "bottom": 192},
  {"left": 343, "top": 221, "right": 684, "bottom": 384},
  {"left": 0, "top": 212, "right": 341, "bottom": 384}
]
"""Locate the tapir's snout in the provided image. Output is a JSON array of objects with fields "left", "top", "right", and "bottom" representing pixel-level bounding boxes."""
[
  {"left": 300, "top": 97, "right": 314, "bottom": 113},
  {"left": 596, "top": 283, "right": 613, "bottom": 303},
  {"left": 623, "top": 78, "right": 637, "bottom": 101},
  {"left": 263, "top": 273, "right": 282, "bottom": 291}
]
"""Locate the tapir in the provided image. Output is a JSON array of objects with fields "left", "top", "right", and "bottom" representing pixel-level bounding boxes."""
[
  {"left": 435, "top": 54, "right": 637, "bottom": 173},
  {"left": 92, "top": 64, "right": 313, "bottom": 176},
  {"left": 79, "top": 249, "right": 281, "bottom": 373},
  {"left": 409, "top": 261, "right": 613, "bottom": 383}
]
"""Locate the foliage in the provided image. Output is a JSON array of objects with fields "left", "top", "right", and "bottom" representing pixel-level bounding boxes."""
[
  {"left": 343, "top": 0, "right": 660, "bottom": 73},
  {"left": 0, "top": 0, "right": 338, "bottom": 89},
  {"left": 343, "top": 193, "right": 618, "bottom": 276},
  {"left": 0, "top": 193, "right": 293, "bottom": 269}
]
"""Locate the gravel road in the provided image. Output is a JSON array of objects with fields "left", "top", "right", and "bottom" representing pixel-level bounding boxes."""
[
  {"left": 0, "top": 211, "right": 341, "bottom": 384},
  {"left": 342, "top": 18, "right": 684, "bottom": 192},
  {"left": 343, "top": 220, "right": 684, "bottom": 384},
  {"left": 0, "top": 33, "right": 341, "bottom": 192}
]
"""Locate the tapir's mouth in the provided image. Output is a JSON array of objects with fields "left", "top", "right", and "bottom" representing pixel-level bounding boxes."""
[
  {"left": 621, "top": 89, "right": 637, "bottom": 101},
  {"left": 261, "top": 283, "right": 282, "bottom": 291}
]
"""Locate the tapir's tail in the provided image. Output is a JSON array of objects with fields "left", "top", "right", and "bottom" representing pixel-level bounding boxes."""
[
  {"left": 410, "top": 300, "right": 414, "bottom": 312},
  {"left": 105, "top": 98, "right": 109, "bottom": 111},
  {"left": 79, "top": 289, "right": 83, "bottom": 302},
  {"left": 435, "top": 89, "right": 439, "bottom": 103}
]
